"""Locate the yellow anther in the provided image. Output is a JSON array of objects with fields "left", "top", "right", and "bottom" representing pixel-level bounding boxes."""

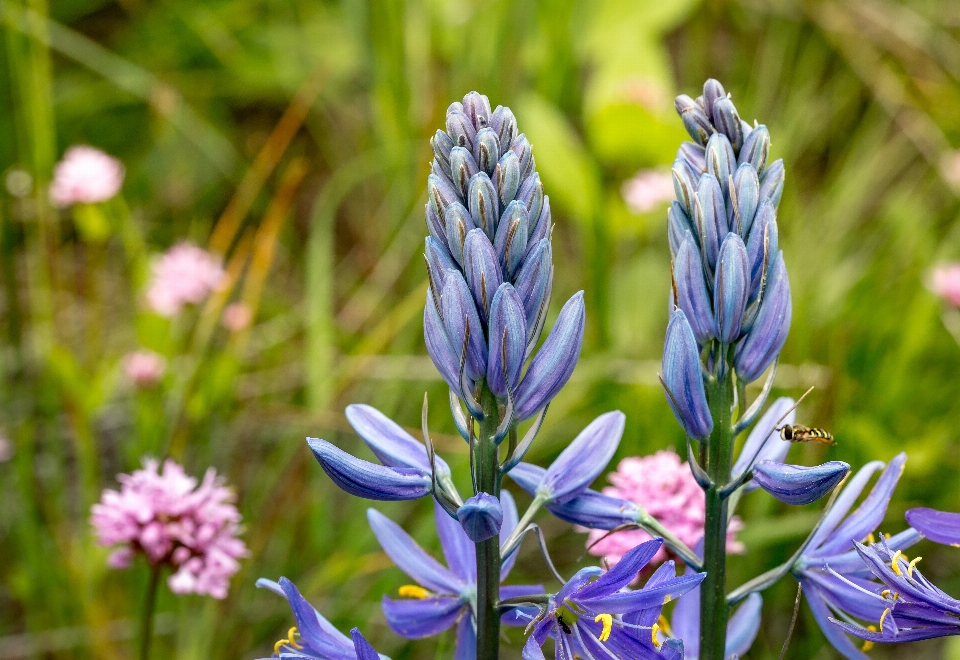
[
  {"left": 651, "top": 623, "right": 662, "bottom": 649},
  {"left": 866, "top": 533, "right": 876, "bottom": 544},
  {"left": 861, "top": 625, "right": 877, "bottom": 652},
  {"left": 890, "top": 551, "right": 904, "bottom": 576},
  {"left": 662, "top": 594, "right": 672, "bottom": 605},
  {"left": 287, "top": 628, "right": 303, "bottom": 650},
  {"left": 880, "top": 589, "right": 890, "bottom": 599},
  {"left": 879, "top": 608, "right": 891, "bottom": 632},
  {"left": 594, "top": 613, "right": 613, "bottom": 642},
  {"left": 908, "top": 556, "right": 922, "bottom": 577},
  {"left": 656, "top": 614, "right": 673, "bottom": 638},
  {"left": 398, "top": 585, "right": 431, "bottom": 599},
  {"left": 274, "top": 639, "right": 285, "bottom": 656}
]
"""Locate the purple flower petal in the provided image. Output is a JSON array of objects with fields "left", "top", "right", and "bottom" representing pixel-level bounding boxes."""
[
  {"left": 505, "top": 462, "right": 545, "bottom": 495},
  {"left": 540, "top": 411, "right": 625, "bottom": 504},
  {"left": 662, "top": 309, "right": 713, "bottom": 439},
  {"left": 802, "top": 579, "right": 872, "bottom": 660},
  {"left": 307, "top": 438, "right": 432, "bottom": 501},
  {"left": 546, "top": 488, "right": 639, "bottom": 531},
  {"left": 277, "top": 577, "right": 354, "bottom": 658},
  {"left": 434, "top": 499, "right": 475, "bottom": 584},
  {"left": 726, "top": 593, "right": 763, "bottom": 658},
  {"left": 453, "top": 613, "right": 476, "bottom": 660},
  {"left": 457, "top": 493, "right": 503, "bottom": 542},
  {"left": 350, "top": 628, "right": 380, "bottom": 660},
  {"left": 381, "top": 595, "right": 465, "bottom": 639},
  {"left": 345, "top": 404, "right": 450, "bottom": 477},
  {"left": 487, "top": 283, "right": 527, "bottom": 398},
  {"left": 806, "top": 460, "right": 886, "bottom": 553},
  {"left": 367, "top": 509, "right": 464, "bottom": 594},
  {"left": 753, "top": 460, "right": 850, "bottom": 506},
  {"left": 576, "top": 539, "right": 662, "bottom": 600},
  {"left": 732, "top": 397, "right": 795, "bottom": 487},
  {"left": 906, "top": 507, "right": 960, "bottom": 547}
]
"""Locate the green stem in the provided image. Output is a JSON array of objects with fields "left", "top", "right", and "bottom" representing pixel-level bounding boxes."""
[
  {"left": 475, "top": 386, "right": 501, "bottom": 660},
  {"left": 699, "top": 366, "right": 735, "bottom": 660},
  {"left": 139, "top": 564, "right": 162, "bottom": 660}
]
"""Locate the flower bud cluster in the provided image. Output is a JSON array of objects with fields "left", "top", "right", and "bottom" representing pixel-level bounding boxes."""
[
  {"left": 663, "top": 80, "right": 792, "bottom": 439},
  {"left": 423, "top": 92, "right": 584, "bottom": 421}
]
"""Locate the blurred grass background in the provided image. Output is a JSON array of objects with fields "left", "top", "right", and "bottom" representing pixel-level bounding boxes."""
[{"left": 2, "top": 0, "right": 960, "bottom": 658}]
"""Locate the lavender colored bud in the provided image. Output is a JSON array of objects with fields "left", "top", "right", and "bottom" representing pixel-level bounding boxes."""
[
  {"left": 490, "top": 105, "right": 518, "bottom": 149},
  {"left": 675, "top": 94, "right": 713, "bottom": 145},
  {"left": 705, "top": 133, "right": 736, "bottom": 196},
  {"left": 494, "top": 151, "right": 521, "bottom": 206},
  {"left": 905, "top": 508, "right": 960, "bottom": 547},
  {"left": 678, "top": 142, "right": 706, "bottom": 174},
  {"left": 474, "top": 127, "right": 500, "bottom": 175},
  {"left": 431, "top": 130, "right": 454, "bottom": 175},
  {"left": 425, "top": 202, "right": 447, "bottom": 250},
  {"left": 713, "top": 97, "right": 744, "bottom": 152},
  {"left": 694, "top": 174, "right": 725, "bottom": 270},
  {"left": 739, "top": 125, "right": 770, "bottom": 173},
  {"left": 662, "top": 309, "right": 712, "bottom": 439},
  {"left": 427, "top": 173, "right": 459, "bottom": 219},
  {"left": 423, "top": 288, "right": 460, "bottom": 392},
  {"left": 487, "top": 283, "right": 527, "bottom": 398},
  {"left": 441, "top": 269, "right": 487, "bottom": 381},
  {"left": 495, "top": 200, "right": 529, "bottom": 278},
  {"left": 462, "top": 91, "right": 492, "bottom": 129},
  {"left": 745, "top": 202, "right": 778, "bottom": 298},
  {"left": 668, "top": 202, "right": 694, "bottom": 257},
  {"left": 674, "top": 234, "right": 715, "bottom": 343},
  {"left": 468, "top": 172, "right": 499, "bottom": 240},
  {"left": 424, "top": 236, "right": 456, "bottom": 286},
  {"left": 510, "top": 134, "right": 534, "bottom": 180},
  {"left": 753, "top": 460, "right": 850, "bottom": 506},
  {"left": 514, "top": 238, "right": 552, "bottom": 330},
  {"left": 449, "top": 146, "right": 479, "bottom": 198},
  {"left": 517, "top": 173, "right": 544, "bottom": 230},
  {"left": 528, "top": 195, "right": 551, "bottom": 247},
  {"left": 734, "top": 252, "right": 791, "bottom": 383},
  {"left": 446, "top": 101, "right": 463, "bottom": 116},
  {"left": 702, "top": 79, "right": 727, "bottom": 120},
  {"left": 514, "top": 291, "right": 585, "bottom": 420},
  {"left": 732, "top": 164, "right": 760, "bottom": 237},
  {"left": 714, "top": 233, "right": 750, "bottom": 343},
  {"left": 457, "top": 493, "right": 503, "bottom": 542},
  {"left": 307, "top": 438, "right": 432, "bottom": 501},
  {"left": 443, "top": 202, "right": 475, "bottom": 266},
  {"left": 446, "top": 110, "right": 476, "bottom": 150},
  {"left": 672, "top": 158, "right": 699, "bottom": 217},
  {"left": 759, "top": 158, "right": 785, "bottom": 207},
  {"left": 463, "top": 228, "right": 503, "bottom": 321}
]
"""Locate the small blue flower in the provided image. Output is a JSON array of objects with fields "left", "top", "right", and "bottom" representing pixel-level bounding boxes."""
[
  {"left": 457, "top": 493, "right": 503, "bottom": 542},
  {"left": 752, "top": 460, "right": 850, "bottom": 506},
  {"left": 661, "top": 309, "right": 712, "bottom": 440},
  {"left": 670, "top": 579, "right": 762, "bottom": 659}
]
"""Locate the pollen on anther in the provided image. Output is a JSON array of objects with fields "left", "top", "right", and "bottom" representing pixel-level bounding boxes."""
[
  {"left": 399, "top": 585, "right": 431, "bottom": 599},
  {"left": 651, "top": 623, "right": 662, "bottom": 649},
  {"left": 861, "top": 625, "right": 877, "bottom": 652},
  {"left": 907, "top": 556, "right": 923, "bottom": 577},
  {"left": 594, "top": 613, "right": 613, "bottom": 642},
  {"left": 879, "top": 608, "right": 891, "bottom": 632}
]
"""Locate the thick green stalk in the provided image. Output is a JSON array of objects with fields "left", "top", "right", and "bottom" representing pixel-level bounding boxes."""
[
  {"left": 139, "top": 564, "right": 162, "bottom": 660},
  {"left": 475, "top": 386, "right": 501, "bottom": 660},
  {"left": 699, "top": 368, "right": 735, "bottom": 660}
]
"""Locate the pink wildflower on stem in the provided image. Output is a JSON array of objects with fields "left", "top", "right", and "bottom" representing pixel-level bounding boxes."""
[
  {"left": 145, "top": 243, "right": 225, "bottom": 317},
  {"left": 90, "top": 458, "right": 248, "bottom": 599},
  {"left": 123, "top": 350, "right": 166, "bottom": 387},
  {"left": 621, "top": 169, "right": 675, "bottom": 214},
  {"left": 50, "top": 146, "right": 124, "bottom": 207},
  {"left": 585, "top": 450, "right": 743, "bottom": 567},
  {"left": 931, "top": 263, "right": 960, "bottom": 308}
]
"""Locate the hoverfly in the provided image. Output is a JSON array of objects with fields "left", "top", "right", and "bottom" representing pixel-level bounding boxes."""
[{"left": 779, "top": 424, "right": 835, "bottom": 446}]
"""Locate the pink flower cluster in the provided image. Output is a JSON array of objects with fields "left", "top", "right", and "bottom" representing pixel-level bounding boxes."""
[
  {"left": 621, "top": 169, "right": 675, "bottom": 214},
  {"left": 123, "top": 350, "right": 166, "bottom": 387},
  {"left": 91, "top": 459, "right": 248, "bottom": 599},
  {"left": 145, "top": 243, "right": 225, "bottom": 317},
  {"left": 586, "top": 450, "right": 744, "bottom": 567},
  {"left": 50, "top": 145, "right": 125, "bottom": 207},
  {"left": 931, "top": 263, "right": 960, "bottom": 307}
]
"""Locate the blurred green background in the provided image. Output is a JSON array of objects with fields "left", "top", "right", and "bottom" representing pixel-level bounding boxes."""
[{"left": 2, "top": 0, "right": 960, "bottom": 658}]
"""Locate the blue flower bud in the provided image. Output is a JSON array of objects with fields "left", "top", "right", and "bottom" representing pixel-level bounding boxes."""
[
  {"left": 457, "top": 493, "right": 503, "bottom": 542},
  {"left": 513, "top": 238, "right": 552, "bottom": 330},
  {"left": 468, "top": 172, "right": 499, "bottom": 240},
  {"left": 678, "top": 141, "right": 706, "bottom": 173},
  {"left": 759, "top": 158, "right": 785, "bottom": 207},
  {"left": 510, "top": 134, "right": 534, "bottom": 180},
  {"left": 702, "top": 79, "right": 727, "bottom": 120},
  {"left": 528, "top": 195, "right": 551, "bottom": 247},
  {"left": 462, "top": 91, "right": 492, "bottom": 129},
  {"left": 739, "top": 125, "right": 770, "bottom": 173},
  {"left": 694, "top": 174, "right": 725, "bottom": 270},
  {"left": 668, "top": 202, "right": 694, "bottom": 257},
  {"left": 487, "top": 283, "right": 527, "bottom": 398},
  {"left": 446, "top": 101, "right": 463, "bottom": 116},
  {"left": 517, "top": 173, "right": 544, "bottom": 231},
  {"left": 515, "top": 291, "right": 585, "bottom": 420},
  {"left": 449, "top": 146, "right": 479, "bottom": 198},
  {"left": 753, "top": 460, "right": 850, "bottom": 505},
  {"left": 307, "top": 438, "right": 432, "bottom": 501},
  {"left": 427, "top": 173, "right": 459, "bottom": 219},
  {"left": 490, "top": 105, "right": 518, "bottom": 149},
  {"left": 424, "top": 236, "right": 454, "bottom": 292},
  {"left": 734, "top": 252, "right": 791, "bottom": 383},
  {"left": 675, "top": 94, "right": 713, "bottom": 145},
  {"left": 674, "top": 234, "right": 715, "bottom": 343},
  {"left": 431, "top": 130, "right": 454, "bottom": 176},
  {"left": 705, "top": 133, "right": 736, "bottom": 196},
  {"left": 714, "top": 233, "right": 750, "bottom": 343},
  {"left": 441, "top": 269, "right": 487, "bottom": 381},
  {"left": 713, "top": 97, "right": 743, "bottom": 152},
  {"left": 446, "top": 110, "right": 476, "bottom": 150},
  {"left": 425, "top": 203, "right": 448, "bottom": 252},
  {"left": 745, "top": 201, "right": 779, "bottom": 299},
  {"left": 423, "top": 287, "right": 460, "bottom": 392},
  {"left": 473, "top": 127, "right": 500, "bottom": 175},
  {"left": 463, "top": 229, "right": 502, "bottom": 321},
  {"left": 494, "top": 151, "right": 521, "bottom": 206},
  {"left": 732, "top": 164, "right": 760, "bottom": 237},
  {"left": 495, "top": 200, "right": 529, "bottom": 278},
  {"left": 662, "top": 309, "right": 712, "bottom": 439},
  {"left": 442, "top": 202, "right": 475, "bottom": 267},
  {"left": 672, "top": 158, "right": 700, "bottom": 217}
]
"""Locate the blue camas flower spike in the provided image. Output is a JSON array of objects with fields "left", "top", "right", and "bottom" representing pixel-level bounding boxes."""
[
  {"left": 661, "top": 309, "right": 712, "bottom": 439},
  {"left": 673, "top": 235, "right": 715, "bottom": 344},
  {"left": 752, "top": 460, "right": 850, "bottom": 506},
  {"left": 307, "top": 439, "right": 432, "bottom": 501},
  {"left": 734, "top": 251, "right": 791, "bottom": 382}
]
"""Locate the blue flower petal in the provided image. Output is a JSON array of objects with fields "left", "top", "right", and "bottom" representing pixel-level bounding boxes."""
[
  {"left": 350, "top": 628, "right": 380, "bottom": 660},
  {"left": 307, "top": 439, "right": 432, "bottom": 501},
  {"left": 499, "top": 490, "right": 520, "bottom": 580},
  {"left": 732, "top": 397, "right": 795, "bottom": 489},
  {"left": 753, "top": 460, "right": 850, "bottom": 506},
  {"left": 457, "top": 493, "right": 503, "bottom": 542},
  {"left": 539, "top": 411, "right": 625, "bottom": 503},
  {"left": 380, "top": 596, "right": 466, "bottom": 639},
  {"left": 277, "top": 577, "right": 354, "bottom": 658},
  {"left": 345, "top": 404, "right": 450, "bottom": 478},
  {"left": 545, "top": 488, "right": 639, "bottom": 530},
  {"left": 726, "top": 593, "right": 762, "bottom": 658},
  {"left": 434, "top": 500, "right": 475, "bottom": 585},
  {"left": 453, "top": 614, "right": 476, "bottom": 660},
  {"left": 367, "top": 509, "right": 465, "bottom": 595},
  {"left": 906, "top": 507, "right": 960, "bottom": 547}
]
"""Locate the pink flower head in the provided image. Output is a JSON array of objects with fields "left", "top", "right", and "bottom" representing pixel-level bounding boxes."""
[
  {"left": 585, "top": 450, "right": 743, "bottom": 568},
  {"left": 145, "top": 243, "right": 225, "bottom": 317},
  {"left": 123, "top": 350, "right": 166, "bottom": 387},
  {"left": 931, "top": 264, "right": 960, "bottom": 308},
  {"left": 621, "top": 169, "right": 675, "bottom": 214},
  {"left": 50, "top": 146, "right": 124, "bottom": 207},
  {"left": 90, "top": 458, "right": 248, "bottom": 599},
  {"left": 222, "top": 302, "right": 253, "bottom": 331}
]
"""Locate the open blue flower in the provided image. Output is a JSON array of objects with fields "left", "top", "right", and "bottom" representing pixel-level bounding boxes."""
[
  {"left": 368, "top": 493, "right": 541, "bottom": 660},
  {"left": 254, "top": 577, "right": 387, "bottom": 659},
  {"left": 521, "top": 539, "right": 704, "bottom": 660},
  {"left": 669, "top": 570, "right": 763, "bottom": 659}
]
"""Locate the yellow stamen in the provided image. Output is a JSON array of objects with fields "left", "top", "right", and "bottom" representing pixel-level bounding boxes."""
[
  {"left": 880, "top": 589, "right": 890, "bottom": 599},
  {"left": 594, "top": 613, "right": 613, "bottom": 642},
  {"left": 861, "top": 625, "right": 877, "bottom": 652},
  {"left": 274, "top": 640, "right": 285, "bottom": 656},
  {"left": 651, "top": 623, "right": 662, "bottom": 649},
  {"left": 866, "top": 533, "right": 876, "bottom": 544},
  {"left": 656, "top": 614, "right": 673, "bottom": 638},
  {"left": 662, "top": 594, "right": 672, "bottom": 605},
  {"left": 879, "top": 608, "right": 891, "bottom": 632},
  {"left": 398, "top": 585, "right": 431, "bottom": 599},
  {"left": 890, "top": 551, "right": 904, "bottom": 576},
  {"left": 908, "top": 556, "right": 922, "bottom": 577},
  {"left": 287, "top": 628, "right": 303, "bottom": 650}
]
